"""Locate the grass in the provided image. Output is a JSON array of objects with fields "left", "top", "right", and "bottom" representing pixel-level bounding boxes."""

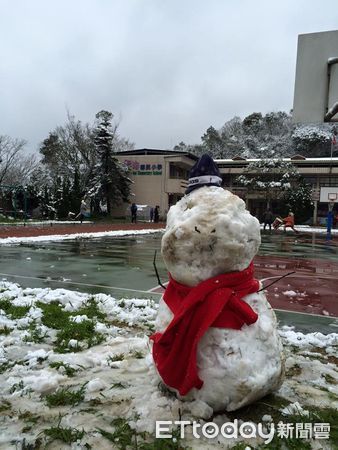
[
  {"left": 0, "top": 400, "right": 11, "bottom": 412},
  {"left": 36, "top": 300, "right": 106, "bottom": 352},
  {"left": 98, "top": 418, "right": 136, "bottom": 450},
  {"left": 131, "top": 350, "right": 144, "bottom": 359},
  {"left": 19, "top": 411, "right": 41, "bottom": 433},
  {"left": 23, "top": 322, "right": 49, "bottom": 344},
  {"left": 20, "top": 438, "right": 43, "bottom": 450},
  {"left": 9, "top": 380, "right": 25, "bottom": 394},
  {"left": 108, "top": 353, "right": 125, "bottom": 363},
  {"left": 98, "top": 418, "right": 188, "bottom": 450},
  {"left": 76, "top": 298, "right": 107, "bottom": 321},
  {"left": 285, "top": 363, "right": 302, "bottom": 377},
  {"left": 44, "top": 384, "right": 86, "bottom": 407},
  {"left": 223, "top": 394, "right": 338, "bottom": 449},
  {"left": 36, "top": 301, "right": 71, "bottom": 329},
  {"left": 49, "top": 361, "right": 78, "bottom": 377},
  {"left": 0, "top": 325, "right": 13, "bottom": 335},
  {"left": 0, "top": 362, "right": 11, "bottom": 374},
  {"left": 110, "top": 382, "right": 128, "bottom": 389},
  {"left": 0, "top": 297, "right": 30, "bottom": 319},
  {"left": 229, "top": 444, "right": 249, "bottom": 450},
  {"left": 54, "top": 319, "right": 105, "bottom": 353},
  {"left": 321, "top": 373, "right": 337, "bottom": 384},
  {"left": 43, "top": 423, "right": 85, "bottom": 445}
]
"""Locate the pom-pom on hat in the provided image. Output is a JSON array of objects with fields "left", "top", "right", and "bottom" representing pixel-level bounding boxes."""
[{"left": 186, "top": 154, "right": 222, "bottom": 194}]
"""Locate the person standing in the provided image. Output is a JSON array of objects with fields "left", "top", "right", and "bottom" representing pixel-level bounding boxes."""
[
  {"left": 154, "top": 205, "right": 160, "bottom": 223},
  {"left": 263, "top": 209, "right": 274, "bottom": 232},
  {"left": 149, "top": 206, "right": 154, "bottom": 222},
  {"left": 282, "top": 212, "right": 299, "bottom": 233},
  {"left": 131, "top": 203, "right": 137, "bottom": 223},
  {"left": 76, "top": 199, "right": 87, "bottom": 224}
]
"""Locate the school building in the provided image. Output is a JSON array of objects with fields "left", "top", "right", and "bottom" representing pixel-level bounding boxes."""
[{"left": 116, "top": 149, "right": 338, "bottom": 224}]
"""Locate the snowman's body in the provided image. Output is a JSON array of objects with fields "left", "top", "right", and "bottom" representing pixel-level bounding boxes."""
[{"left": 154, "top": 187, "right": 284, "bottom": 412}]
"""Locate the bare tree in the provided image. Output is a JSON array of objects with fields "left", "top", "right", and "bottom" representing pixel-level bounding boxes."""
[
  {"left": 0, "top": 135, "right": 27, "bottom": 185},
  {"left": 3, "top": 153, "right": 38, "bottom": 185}
]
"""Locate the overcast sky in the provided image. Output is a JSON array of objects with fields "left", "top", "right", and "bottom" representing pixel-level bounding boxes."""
[{"left": 1, "top": 0, "right": 338, "bottom": 154}]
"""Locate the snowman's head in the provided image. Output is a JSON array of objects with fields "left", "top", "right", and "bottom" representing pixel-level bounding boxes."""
[{"left": 161, "top": 186, "right": 261, "bottom": 286}]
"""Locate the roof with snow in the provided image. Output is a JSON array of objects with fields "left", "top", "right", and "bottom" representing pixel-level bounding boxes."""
[{"left": 117, "top": 148, "right": 198, "bottom": 160}]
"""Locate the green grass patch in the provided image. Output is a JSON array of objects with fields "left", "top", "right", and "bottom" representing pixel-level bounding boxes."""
[
  {"left": 321, "top": 373, "right": 337, "bottom": 384},
  {"left": 20, "top": 437, "right": 43, "bottom": 450},
  {"left": 97, "top": 418, "right": 136, "bottom": 450},
  {"left": 0, "top": 297, "right": 30, "bottom": 319},
  {"left": 108, "top": 353, "right": 125, "bottom": 363},
  {"left": 37, "top": 300, "right": 105, "bottom": 352},
  {"left": 110, "top": 382, "right": 128, "bottom": 389},
  {"left": 0, "top": 362, "right": 11, "bottom": 374},
  {"left": 76, "top": 298, "right": 106, "bottom": 321},
  {"left": 54, "top": 319, "right": 104, "bottom": 353},
  {"left": 9, "top": 380, "right": 25, "bottom": 394},
  {"left": 229, "top": 444, "right": 250, "bottom": 450},
  {"left": 23, "top": 322, "right": 49, "bottom": 344},
  {"left": 131, "top": 350, "right": 144, "bottom": 359},
  {"left": 285, "top": 363, "right": 302, "bottom": 377},
  {"left": 43, "top": 423, "right": 85, "bottom": 444},
  {"left": 45, "top": 384, "right": 86, "bottom": 407},
  {"left": 0, "top": 325, "right": 13, "bottom": 335},
  {"left": 0, "top": 400, "right": 11, "bottom": 412},
  {"left": 36, "top": 301, "right": 71, "bottom": 329},
  {"left": 19, "top": 411, "right": 41, "bottom": 424},
  {"left": 223, "top": 394, "right": 338, "bottom": 449},
  {"left": 49, "top": 361, "right": 78, "bottom": 377},
  {"left": 98, "top": 419, "right": 187, "bottom": 450},
  {"left": 19, "top": 411, "right": 41, "bottom": 433}
]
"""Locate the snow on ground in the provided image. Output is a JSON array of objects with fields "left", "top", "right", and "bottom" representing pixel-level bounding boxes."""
[
  {"left": 260, "top": 224, "right": 338, "bottom": 235},
  {"left": 0, "top": 281, "right": 337, "bottom": 449},
  {"left": 0, "top": 228, "right": 163, "bottom": 245},
  {"left": 0, "top": 224, "right": 335, "bottom": 247}
]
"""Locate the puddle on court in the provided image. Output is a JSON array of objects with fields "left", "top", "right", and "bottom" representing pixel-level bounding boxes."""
[
  {"left": 0, "top": 232, "right": 337, "bottom": 293},
  {"left": 0, "top": 232, "right": 337, "bottom": 332},
  {"left": 0, "top": 235, "right": 167, "bottom": 295}
]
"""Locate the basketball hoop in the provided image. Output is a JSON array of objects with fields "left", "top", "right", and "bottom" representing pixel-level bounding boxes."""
[{"left": 328, "top": 193, "right": 337, "bottom": 211}]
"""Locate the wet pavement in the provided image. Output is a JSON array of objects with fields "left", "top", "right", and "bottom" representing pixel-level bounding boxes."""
[
  {"left": 255, "top": 233, "right": 338, "bottom": 318},
  {"left": 0, "top": 231, "right": 337, "bottom": 332}
]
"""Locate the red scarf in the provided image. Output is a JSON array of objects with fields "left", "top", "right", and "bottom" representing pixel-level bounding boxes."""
[{"left": 150, "top": 263, "right": 259, "bottom": 396}]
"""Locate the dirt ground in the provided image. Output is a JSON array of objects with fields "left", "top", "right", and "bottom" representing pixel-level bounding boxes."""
[{"left": 0, "top": 221, "right": 164, "bottom": 238}]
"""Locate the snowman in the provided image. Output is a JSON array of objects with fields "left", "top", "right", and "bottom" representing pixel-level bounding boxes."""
[{"left": 151, "top": 154, "right": 284, "bottom": 413}]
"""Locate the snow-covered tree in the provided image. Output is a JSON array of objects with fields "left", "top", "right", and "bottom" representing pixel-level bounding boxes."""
[
  {"left": 39, "top": 114, "right": 96, "bottom": 196},
  {"left": 292, "top": 124, "right": 333, "bottom": 157},
  {"left": 201, "top": 126, "right": 224, "bottom": 157},
  {"left": 39, "top": 110, "right": 134, "bottom": 217},
  {"left": 282, "top": 181, "right": 313, "bottom": 223},
  {"left": 179, "top": 111, "right": 295, "bottom": 159},
  {"left": 88, "top": 110, "right": 131, "bottom": 216},
  {"left": 236, "top": 159, "right": 300, "bottom": 208}
]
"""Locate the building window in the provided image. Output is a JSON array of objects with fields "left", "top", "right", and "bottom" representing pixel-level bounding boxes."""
[
  {"left": 318, "top": 177, "right": 338, "bottom": 186},
  {"left": 169, "top": 163, "right": 188, "bottom": 179}
]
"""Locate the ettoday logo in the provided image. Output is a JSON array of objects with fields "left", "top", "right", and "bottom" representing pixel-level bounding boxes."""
[{"left": 155, "top": 420, "right": 330, "bottom": 444}]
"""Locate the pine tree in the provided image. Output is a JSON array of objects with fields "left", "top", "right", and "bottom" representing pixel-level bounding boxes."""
[{"left": 91, "top": 110, "right": 131, "bottom": 215}]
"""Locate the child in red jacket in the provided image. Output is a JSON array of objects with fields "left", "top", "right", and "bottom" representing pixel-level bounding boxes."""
[{"left": 282, "top": 212, "right": 299, "bottom": 233}]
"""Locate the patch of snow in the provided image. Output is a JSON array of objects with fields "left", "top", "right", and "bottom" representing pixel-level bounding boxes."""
[
  {"left": 0, "top": 228, "right": 163, "bottom": 245},
  {"left": 280, "top": 401, "right": 310, "bottom": 417}
]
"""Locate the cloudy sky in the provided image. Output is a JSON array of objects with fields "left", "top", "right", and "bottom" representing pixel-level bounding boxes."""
[{"left": 1, "top": 0, "right": 338, "bottom": 154}]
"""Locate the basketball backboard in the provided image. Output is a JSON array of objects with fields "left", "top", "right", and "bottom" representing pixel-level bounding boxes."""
[
  {"left": 293, "top": 30, "right": 338, "bottom": 123},
  {"left": 320, "top": 187, "right": 338, "bottom": 203}
]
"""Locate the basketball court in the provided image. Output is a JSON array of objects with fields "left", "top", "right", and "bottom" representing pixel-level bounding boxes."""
[{"left": 150, "top": 229, "right": 338, "bottom": 333}]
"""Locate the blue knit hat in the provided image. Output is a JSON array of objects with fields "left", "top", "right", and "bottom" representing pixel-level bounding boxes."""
[{"left": 186, "top": 154, "right": 222, "bottom": 194}]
